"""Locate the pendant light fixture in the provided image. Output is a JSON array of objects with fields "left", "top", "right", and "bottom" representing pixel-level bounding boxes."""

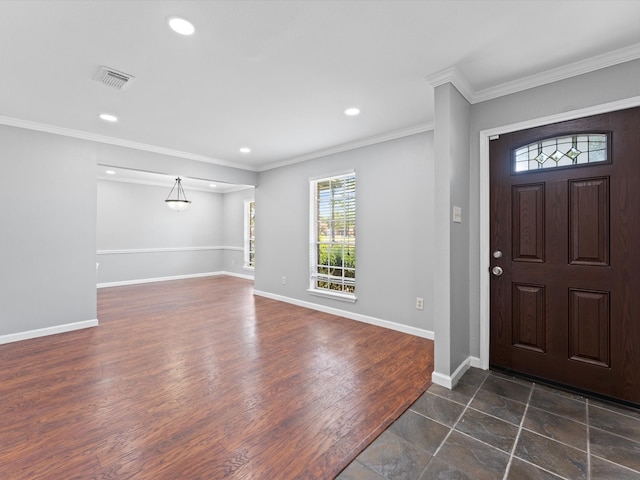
[{"left": 165, "top": 177, "right": 191, "bottom": 211}]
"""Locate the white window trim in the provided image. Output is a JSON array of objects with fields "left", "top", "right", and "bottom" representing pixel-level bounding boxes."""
[
  {"left": 243, "top": 200, "right": 255, "bottom": 270},
  {"left": 306, "top": 288, "right": 357, "bottom": 303},
  {"left": 308, "top": 170, "right": 356, "bottom": 302}
]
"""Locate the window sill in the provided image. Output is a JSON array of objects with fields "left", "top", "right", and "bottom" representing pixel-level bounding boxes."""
[{"left": 307, "top": 289, "right": 357, "bottom": 303}]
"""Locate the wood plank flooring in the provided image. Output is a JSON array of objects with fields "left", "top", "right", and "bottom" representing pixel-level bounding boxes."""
[{"left": 0, "top": 276, "right": 433, "bottom": 479}]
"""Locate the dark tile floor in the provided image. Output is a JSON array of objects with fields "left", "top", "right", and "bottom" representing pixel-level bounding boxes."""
[{"left": 337, "top": 368, "right": 640, "bottom": 480}]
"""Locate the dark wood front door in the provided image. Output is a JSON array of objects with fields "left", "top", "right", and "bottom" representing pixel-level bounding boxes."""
[{"left": 489, "top": 107, "right": 640, "bottom": 405}]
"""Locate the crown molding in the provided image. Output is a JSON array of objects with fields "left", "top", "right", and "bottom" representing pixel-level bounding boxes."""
[
  {"left": 426, "top": 42, "right": 640, "bottom": 105},
  {"left": 474, "top": 42, "right": 640, "bottom": 103},
  {"left": 258, "top": 122, "right": 434, "bottom": 172},
  {"left": 0, "top": 115, "right": 258, "bottom": 172},
  {"left": 0, "top": 114, "right": 432, "bottom": 173},
  {"left": 425, "top": 66, "right": 475, "bottom": 104}
]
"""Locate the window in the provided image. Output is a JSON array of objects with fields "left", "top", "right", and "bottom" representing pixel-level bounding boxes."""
[
  {"left": 514, "top": 134, "right": 608, "bottom": 172},
  {"left": 309, "top": 172, "right": 356, "bottom": 300},
  {"left": 244, "top": 200, "right": 255, "bottom": 269}
]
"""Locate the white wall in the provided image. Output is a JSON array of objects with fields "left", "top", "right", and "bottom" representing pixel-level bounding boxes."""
[
  {"left": 97, "top": 180, "right": 225, "bottom": 284},
  {"left": 254, "top": 132, "right": 434, "bottom": 336},
  {"left": 0, "top": 125, "right": 97, "bottom": 339}
]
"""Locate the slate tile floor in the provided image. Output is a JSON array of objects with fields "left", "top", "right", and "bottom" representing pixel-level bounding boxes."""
[{"left": 337, "top": 368, "right": 640, "bottom": 480}]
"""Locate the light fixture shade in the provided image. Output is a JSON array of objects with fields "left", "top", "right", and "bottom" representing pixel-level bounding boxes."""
[
  {"left": 165, "top": 177, "right": 191, "bottom": 211},
  {"left": 165, "top": 199, "right": 191, "bottom": 212}
]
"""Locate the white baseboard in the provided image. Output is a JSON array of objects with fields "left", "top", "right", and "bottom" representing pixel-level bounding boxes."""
[
  {"left": 432, "top": 355, "right": 483, "bottom": 389},
  {"left": 469, "top": 356, "right": 483, "bottom": 369},
  {"left": 431, "top": 371, "right": 455, "bottom": 389},
  {"left": 253, "top": 290, "right": 434, "bottom": 340},
  {"left": 0, "top": 319, "right": 99, "bottom": 345},
  {"left": 97, "top": 271, "right": 254, "bottom": 288},
  {"left": 97, "top": 271, "right": 226, "bottom": 288},
  {"left": 219, "top": 271, "right": 255, "bottom": 281}
]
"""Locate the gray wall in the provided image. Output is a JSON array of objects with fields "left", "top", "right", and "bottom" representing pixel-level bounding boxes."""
[
  {"left": 449, "top": 87, "right": 471, "bottom": 372},
  {"left": 1, "top": 124, "right": 256, "bottom": 340},
  {"left": 466, "top": 58, "right": 640, "bottom": 361},
  {"left": 97, "top": 180, "right": 225, "bottom": 284},
  {"left": 0, "top": 125, "right": 97, "bottom": 337},
  {"left": 433, "top": 83, "right": 471, "bottom": 379},
  {"left": 221, "top": 188, "right": 255, "bottom": 277},
  {"left": 255, "top": 132, "right": 434, "bottom": 334}
]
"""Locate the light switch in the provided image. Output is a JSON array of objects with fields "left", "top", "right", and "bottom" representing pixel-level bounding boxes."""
[{"left": 453, "top": 206, "right": 462, "bottom": 223}]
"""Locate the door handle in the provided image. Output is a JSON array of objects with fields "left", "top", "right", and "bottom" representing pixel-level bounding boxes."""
[{"left": 491, "top": 266, "right": 504, "bottom": 277}]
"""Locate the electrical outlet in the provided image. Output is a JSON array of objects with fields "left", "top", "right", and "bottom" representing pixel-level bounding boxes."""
[
  {"left": 231, "top": 259, "right": 235, "bottom": 266},
  {"left": 416, "top": 297, "right": 424, "bottom": 310},
  {"left": 281, "top": 276, "right": 286, "bottom": 285}
]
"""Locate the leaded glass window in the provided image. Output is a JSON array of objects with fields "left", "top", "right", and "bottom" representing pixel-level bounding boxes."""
[{"left": 514, "top": 134, "right": 608, "bottom": 173}]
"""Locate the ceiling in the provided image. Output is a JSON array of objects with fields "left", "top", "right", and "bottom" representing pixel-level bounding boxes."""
[{"left": 3, "top": 1, "right": 640, "bottom": 172}]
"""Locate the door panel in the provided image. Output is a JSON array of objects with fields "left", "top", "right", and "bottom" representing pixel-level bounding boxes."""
[
  {"left": 490, "top": 108, "right": 640, "bottom": 405},
  {"left": 568, "top": 288, "right": 610, "bottom": 367},
  {"left": 512, "top": 283, "right": 546, "bottom": 353},
  {"left": 568, "top": 177, "right": 609, "bottom": 266},
  {"left": 512, "top": 184, "right": 545, "bottom": 262}
]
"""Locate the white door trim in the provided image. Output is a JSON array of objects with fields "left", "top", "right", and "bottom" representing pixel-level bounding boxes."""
[{"left": 479, "top": 95, "right": 640, "bottom": 370}]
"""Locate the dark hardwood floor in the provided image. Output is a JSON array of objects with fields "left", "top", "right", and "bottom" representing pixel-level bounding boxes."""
[{"left": 0, "top": 276, "right": 434, "bottom": 479}]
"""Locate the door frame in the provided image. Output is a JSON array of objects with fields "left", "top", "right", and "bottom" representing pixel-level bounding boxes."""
[{"left": 478, "top": 95, "right": 640, "bottom": 370}]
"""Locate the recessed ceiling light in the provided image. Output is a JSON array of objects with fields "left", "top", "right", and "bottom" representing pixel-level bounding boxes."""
[
  {"left": 239, "top": 147, "right": 251, "bottom": 154},
  {"left": 344, "top": 107, "right": 360, "bottom": 116},
  {"left": 209, "top": 183, "right": 217, "bottom": 188},
  {"left": 168, "top": 17, "right": 195, "bottom": 35},
  {"left": 105, "top": 170, "right": 116, "bottom": 175},
  {"left": 99, "top": 113, "right": 118, "bottom": 123}
]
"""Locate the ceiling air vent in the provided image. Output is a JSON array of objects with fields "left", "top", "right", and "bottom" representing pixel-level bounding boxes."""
[{"left": 94, "top": 66, "right": 134, "bottom": 90}]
